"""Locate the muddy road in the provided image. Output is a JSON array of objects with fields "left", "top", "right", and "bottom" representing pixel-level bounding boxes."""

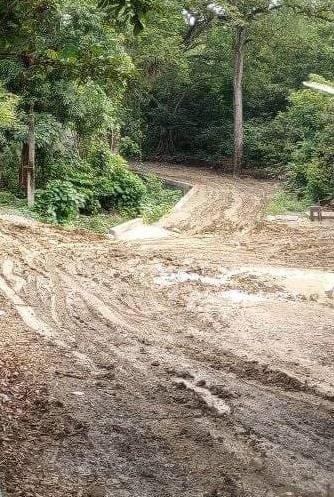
[{"left": 0, "top": 164, "right": 333, "bottom": 497}]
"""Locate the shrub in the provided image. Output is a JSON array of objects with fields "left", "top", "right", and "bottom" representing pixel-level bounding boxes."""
[
  {"left": 89, "top": 144, "right": 115, "bottom": 176},
  {"left": 288, "top": 160, "right": 333, "bottom": 202},
  {"left": 255, "top": 83, "right": 334, "bottom": 200},
  {"left": 119, "top": 136, "right": 142, "bottom": 159},
  {"left": 0, "top": 143, "right": 21, "bottom": 193},
  {"left": 35, "top": 180, "right": 84, "bottom": 224},
  {"left": 0, "top": 191, "right": 19, "bottom": 205},
  {"left": 97, "top": 163, "right": 146, "bottom": 212},
  {"left": 305, "top": 160, "right": 333, "bottom": 202},
  {"left": 35, "top": 151, "right": 147, "bottom": 221},
  {"left": 288, "top": 163, "right": 308, "bottom": 196}
]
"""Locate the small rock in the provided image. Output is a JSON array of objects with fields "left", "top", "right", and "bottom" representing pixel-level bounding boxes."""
[
  {"left": 151, "top": 361, "right": 160, "bottom": 366},
  {"left": 94, "top": 380, "right": 105, "bottom": 388}
]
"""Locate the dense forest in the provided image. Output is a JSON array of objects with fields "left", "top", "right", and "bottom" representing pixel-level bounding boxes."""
[{"left": 0, "top": 0, "right": 333, "bottom": 224}]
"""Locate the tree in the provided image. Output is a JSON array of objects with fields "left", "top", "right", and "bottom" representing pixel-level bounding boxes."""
[
  {"left": 98, "top": 0, "right": 153, "bottom": 33},
  {"left": 0, "top": 0, "right": 133, "bottom": 204},
  {"left": 0, "top": 85, "right": 17, "bottom": 128},
  {"left": 184, "top": 0, "right": 334, "bottom": 175}
]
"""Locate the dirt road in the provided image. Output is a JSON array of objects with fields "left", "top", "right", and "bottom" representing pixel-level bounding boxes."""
[{"left": 0, "top": 164, "right": 333, "bottom": 497}]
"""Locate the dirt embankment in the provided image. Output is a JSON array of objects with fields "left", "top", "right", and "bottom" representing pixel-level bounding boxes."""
[{"left": 0, "top": 164, "right": 333, "bottom": 497}]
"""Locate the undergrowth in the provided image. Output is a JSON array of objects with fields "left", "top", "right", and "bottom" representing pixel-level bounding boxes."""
[
  {"left": 141, "top": 174, "right": 183, "bottom": 223},
  {"left": 266, "top": 190, "right": 311, "bottom": 215},
  {"left": 0, "top": 191, "right": 35, "bottom": 217},
  {"left": 0, "top": 171, "right": 183, "bottom": 233},
  {"left": 72, "top": 212, "right": 129, "bottom": 233}
]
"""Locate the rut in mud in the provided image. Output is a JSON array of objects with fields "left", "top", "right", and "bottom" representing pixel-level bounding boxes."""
[{"left": 0, "top": 164, "right": 333, "bottom": 497}]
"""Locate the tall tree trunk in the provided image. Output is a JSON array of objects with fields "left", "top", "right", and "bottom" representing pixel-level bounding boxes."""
[
  {"left": 233, "top": 26, "right": 246, "bottom": 177},
  {"left": 20, "top": 104, "right": 35, "bottom": 206}
]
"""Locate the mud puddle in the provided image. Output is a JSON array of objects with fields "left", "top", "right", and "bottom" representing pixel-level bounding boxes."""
[{"left": 155, "top": 264, "right": 334, "bottom": 301}]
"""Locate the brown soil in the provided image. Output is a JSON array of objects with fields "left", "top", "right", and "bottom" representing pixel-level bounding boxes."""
[{"left": 0, "top": 163, "right": 333, "bottom": 497}]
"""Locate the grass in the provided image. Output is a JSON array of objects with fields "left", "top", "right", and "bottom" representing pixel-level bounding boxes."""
[
  {"left": 266, "top": 190, "right": 311, "bottom": 216},
  {"left": 0, "top": 191, "right": 27, "bottom": 209},
  {"left": 0, "top": 190, "right": 37, "bottom": 218},
  {"left": 72, "top": 212, "right": 129, "bottom": 234}
]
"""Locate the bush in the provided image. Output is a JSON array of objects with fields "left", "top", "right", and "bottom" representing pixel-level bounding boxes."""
[
  {"left": 97, "top": 163, "right": 146, "bottom": 213},
  {"left": 0, "top": 191, "right": 19, "bottom": 205},
  {"left": 119, "top": 136, "right": 142, "bottom": 159},
  {"left": 34, "top": 150, "right": 147, "bottom": 222},
  {"left": 35, "top": 180, "right": 84, "bottom": 224},
  {"left": 88, "top": 144, "right": 115, "bottom": 176},
  {"left": 288, "top": 160, "right": 333, "bottom": 202},
  {"left": 0, "top": 143, "right": 21, "bottom": 193},
  {"left": 253, "top": 83, "right": 334, "bottom": 200},
  {"left": 305, "top": 160, "right": 333, "bottom": 201}
]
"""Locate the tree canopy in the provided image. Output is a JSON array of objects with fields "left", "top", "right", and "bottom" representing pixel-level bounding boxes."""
[{"left": 0, "top": 0, "right": 333, "bottom": 210}]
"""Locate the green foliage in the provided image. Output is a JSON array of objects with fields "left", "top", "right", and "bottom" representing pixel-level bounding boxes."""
[
  {"left": 0, "top": 190, "right": 33, "bottom": 218},
  {"left": 246, "top": 83, "right": 333, "bottom": 201},
  {"left": 0, "top": 85, "right": 18, "bottom": 128},
  {"left": 35, "top": 180, "right": 84, "bottom": 224},
  {"left": 119, "top": 136, "right": 142, "bottom": 158},
  {"left": 266, "top": 190, "right": 311, "bottom": 215},
  {"left": 98, "top": 160, "right": 147, "bottom": 212},
  {"left": 98, "top": 0, "right": 153, "bottom": 34},
  {"left": 0, "top": 0, "right": 134, "bottom": 196},
  {"left": 279, "top": 88, "right": 333, "bottom": 201},
  {"left": 304, "top": 161, "right": 333, "bottom": 201},
  {"left": 123, "top": 0, "right": 334, "bottom": 164},
  {"left": 73, "top": 212, "right": 128, "bottom": 233},
  {"left": 84, "top": 145, "right": 146, "bottom": 212},
  {"left": 0, "top": 0, "right": 333, "bottom": 219},
  {"left": 0, "top": 191, "right": 22, "bottom": 206},
  {"left": 0, "top": 143, "right": 22, "bottom": 193},
  {"left": 88, "top": 144, "right": 124, "bottom": 177},
  {"left": 141, "top": 173, "right": 182, "bottom": 223}
]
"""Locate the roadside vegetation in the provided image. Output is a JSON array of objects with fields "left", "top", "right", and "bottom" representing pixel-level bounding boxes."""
[
  {"left": 266, "top": 191, "right": 311, "bottom": 216},
  {"left": 0, "top": 156, "right": 182, "bottom": 232},
  {"left": 0, "top": 0, "right": 333, "bottom": 224}
]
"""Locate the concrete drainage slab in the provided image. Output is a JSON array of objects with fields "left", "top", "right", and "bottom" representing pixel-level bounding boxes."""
[{"left": 109, "top": 218, "right": 171, "bottom": 241}]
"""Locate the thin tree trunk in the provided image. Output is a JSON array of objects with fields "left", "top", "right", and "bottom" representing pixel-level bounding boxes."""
[
  {"left": 20, "top": 142, "right": 29, "bottom": 190},
  {"left": 20, "top": 104, "right": 35, "bottom": 205},
  {"left": 233, "top": 26, "right": 246, "bottom": 177},
  {"left": 109, "top": 129, "right": 120, "bottom": 154}
]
